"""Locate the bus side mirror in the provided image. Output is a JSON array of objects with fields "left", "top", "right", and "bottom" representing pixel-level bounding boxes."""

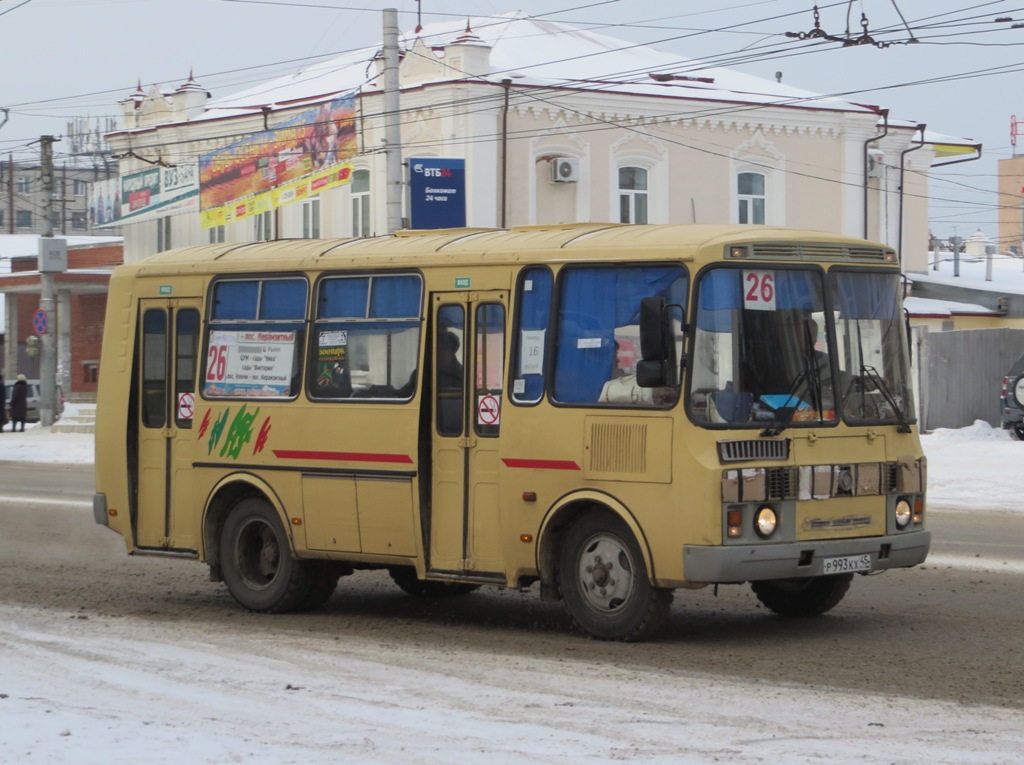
[{"left": 637, "top": 297, "right": 675, "bottom": 387}]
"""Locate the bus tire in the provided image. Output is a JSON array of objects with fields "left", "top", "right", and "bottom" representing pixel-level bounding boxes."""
[
  {"left": 388, "top": 566, "right": 480, "bottom": 597},
  {"left": 558, "top": 511, "right": 672, "bottom": 641},
  {"left": 298, "top": 562, "right": 342, "bottom": 611},
  {"left": 220, "top": 497, "right": 311, "bottom": 613},
  {"left": 750, "top": 573, "right": 853, "bottom": 617}
]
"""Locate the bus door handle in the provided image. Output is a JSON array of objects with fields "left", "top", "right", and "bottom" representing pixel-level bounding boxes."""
[
  {"left": 457, "top": 436, "right": 478, "bottom": 448},
  {"left": 161, "top": 428, "right": 177, "bottom": 439}
]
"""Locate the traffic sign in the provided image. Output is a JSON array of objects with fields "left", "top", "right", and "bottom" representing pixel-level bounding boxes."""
[{"left": 33, "top": 309, "right": 48, "bottom": 335}]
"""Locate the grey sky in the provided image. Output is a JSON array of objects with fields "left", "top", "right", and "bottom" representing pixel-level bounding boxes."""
[{"left": 1, "top": 0, "right": 1020, "bottom": 244}]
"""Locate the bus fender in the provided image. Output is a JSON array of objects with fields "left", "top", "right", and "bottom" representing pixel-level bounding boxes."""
[
  {"left": 535, "top": 490, "right": 655, "bottom": 602},
  {"left": 200, "top": 471, "right": 294, "bottom": 581}
]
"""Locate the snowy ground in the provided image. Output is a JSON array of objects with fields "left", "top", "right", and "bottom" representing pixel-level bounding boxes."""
[{"left": 1, "top": 414, "right": 1022, "bottom": 763}]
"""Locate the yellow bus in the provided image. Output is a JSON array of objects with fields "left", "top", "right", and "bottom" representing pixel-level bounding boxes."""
[{"left": 93, "top": 224, "right": 929, "bottom": 641}]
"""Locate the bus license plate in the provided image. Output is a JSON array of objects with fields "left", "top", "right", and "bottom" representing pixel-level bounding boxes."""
[{"left": 822, "top": 554, "right": 872, "bottom": 574}]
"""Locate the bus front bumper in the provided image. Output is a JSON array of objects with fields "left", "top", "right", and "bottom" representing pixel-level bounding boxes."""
[{"left": 682, "top": 530, "right": 931, "bottom": 583}]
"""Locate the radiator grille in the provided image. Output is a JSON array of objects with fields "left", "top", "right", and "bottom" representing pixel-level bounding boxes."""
[
  {"left": 718, "top": 439, "right": 790, "bottom": 463},
  {"left": 766, "top": 467, "right": 799, "bottom": 500}
]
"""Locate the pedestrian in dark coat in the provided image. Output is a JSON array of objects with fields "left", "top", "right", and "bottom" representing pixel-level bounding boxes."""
[
  {"left": 9, "top": 374, "right": 29, "bottom": 432},
  {"left": 0, "top": 372, "right": 7, "bottom": 432}
]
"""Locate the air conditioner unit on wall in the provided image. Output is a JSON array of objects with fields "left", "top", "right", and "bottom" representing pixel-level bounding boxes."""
[
  {"left": 867, "top": 149, "right": 885, "bottom": 178},
  {"left": 551, "top": 157, "right": 580, "bottom": 183}
]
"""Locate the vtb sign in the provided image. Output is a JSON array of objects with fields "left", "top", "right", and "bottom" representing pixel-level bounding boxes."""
[{"left": 408, "top": 157, "right": 466, "bottom": 230}]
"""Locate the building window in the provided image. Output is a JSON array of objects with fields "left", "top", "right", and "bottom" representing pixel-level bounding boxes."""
[
  {"left": 157, "top": 216, "right": 172, "bottom": 252},
  {"left": 0, "top": 211, "right": 4, "bottom": 228},
  {"left": 351, "top": 169, "right": 371, "bottom": 237},
  {"left": 16, "top": 210, "right": 32, "bottom": 228},
  {"left": 83, "top": 361, "right": 99, "bottom": 384},
  {"left": 253, "top": 210, "right": 273, "bottom": 241},
  {"left": 618, "top": 166, "right": 648, "bottom": 224},
  {"left": 16, "top": 176, "right": 30, "bottom": 193},
  {"left": 72, "top": 179, "right": 87, "bottom": 197},
  {"left": 71, "top": 211, "right": 88, "bottom": 230},
  {"left": 737, "top": 172, "right": 766, "bottom": 224},
  {"left": 208, "top": 225, "right": 225, "bottom": 244},
  {"left": 302, "top": 197, "right": 321, "bottom": 239}
]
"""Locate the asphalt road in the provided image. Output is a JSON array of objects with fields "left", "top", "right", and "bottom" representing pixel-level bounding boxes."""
[{"left": 1, "top": 462, "right": 1022, "bottom": 710}]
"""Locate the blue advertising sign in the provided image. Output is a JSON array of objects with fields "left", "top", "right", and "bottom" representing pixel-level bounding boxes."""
[{"left": 408, "top": 157, "right": 466, "bottom": 229}]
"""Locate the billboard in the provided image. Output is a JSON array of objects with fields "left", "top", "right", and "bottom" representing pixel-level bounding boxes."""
[
  {"left": 408, "top": 157, "right": 466, "bottom": 229},
  {"left": 91, "top": 163, "right": 200, "bottom": 229},
  {"left": 199, "top": 93, "right": 357, "bottom": 229}
]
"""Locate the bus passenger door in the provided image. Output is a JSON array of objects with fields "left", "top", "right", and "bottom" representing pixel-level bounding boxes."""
[
  {"left": 136, "top": 299, "right": 201, "bottom": 551},
  {"left": 429, "top": 293, "right": 507, "bottom": 578}
]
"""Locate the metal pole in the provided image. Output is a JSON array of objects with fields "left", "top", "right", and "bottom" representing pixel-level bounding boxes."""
[
  {"left": 383, "top": 8, "right": 403, "bottom": 233},
  {"left": 39, "top": 136, "right": 58, "bottom": 426}
]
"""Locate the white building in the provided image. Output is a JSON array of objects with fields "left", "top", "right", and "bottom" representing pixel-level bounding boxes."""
[{"left": 101, "top": 12, "right": 977, "bottom": 270}]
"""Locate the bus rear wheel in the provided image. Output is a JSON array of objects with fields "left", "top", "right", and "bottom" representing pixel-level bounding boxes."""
[
  {"left": 220, "top": 497, "right": 311, "bottom": 613},
  {"left": 558, "top": 511, "right": 672, "bottom": 641},
  {"left": 750, "top": 573, "right": 853, "bottom": 617}
]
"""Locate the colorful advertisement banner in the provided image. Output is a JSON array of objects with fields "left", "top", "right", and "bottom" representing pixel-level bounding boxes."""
[
  {"left": 91, "top": 163, "right": 201, "bottom": 229},
  {"left": 199, "top": 93, "right": 356, "bottom": 229}
]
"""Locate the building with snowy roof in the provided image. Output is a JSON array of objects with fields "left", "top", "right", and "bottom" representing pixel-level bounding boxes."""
[{"left": 99, "top": 11, "right": 977, "bottom": 266}]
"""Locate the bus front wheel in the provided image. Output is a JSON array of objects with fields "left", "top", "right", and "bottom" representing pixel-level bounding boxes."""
[
  {"left": 558, "top": 511, "right": 672, "bottom": 641},
  {"left": 220, "top": 497, "right": 311, "bottom": 613},
  {"left": 750, "top": 573, "right": 853, "bottom": 617}
]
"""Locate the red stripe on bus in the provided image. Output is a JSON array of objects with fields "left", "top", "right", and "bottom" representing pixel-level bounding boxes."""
[
  {"left": 502, "top": 458, "right": 581, "bottom": 471},
  {"left": 273, "top": 450, "right": 414, "bottom": 464}
]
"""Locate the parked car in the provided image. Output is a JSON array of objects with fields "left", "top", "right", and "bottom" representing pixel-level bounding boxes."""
[
  {"left": 4, "top": 379, "right": 65, "bottom": 423},
  {"left": 1000, "top": 353, "right": 1024, "bottom": 440}
]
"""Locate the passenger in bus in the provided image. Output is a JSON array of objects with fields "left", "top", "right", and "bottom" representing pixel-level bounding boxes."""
[
  {"left": 330, "top": 361, "right": 352, "bottom": 397},
  {"left": 599, "top": 340, "right": 654, "bottom": 404},
  {"left": 438, "top": 330, "right": 463, "bottom": 390}
]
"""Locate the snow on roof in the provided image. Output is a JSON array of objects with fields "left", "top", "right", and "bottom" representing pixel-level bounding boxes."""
[
  {"left": 0, "top": 234, "right": 123, "bottom": 261},
  {"left": 909, "top": 252, "right": 1024, "bottom": 296},
  {"left": 199, "top": 12, "right": 876, "bottom": 121}
]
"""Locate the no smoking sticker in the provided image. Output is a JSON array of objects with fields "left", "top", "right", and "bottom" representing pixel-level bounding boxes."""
[
  {"left": 177, "top": 392, "right": 195, "bottom": 421},
  {"left": 477, "top": 394, "right": 500, "bottom": 426}
]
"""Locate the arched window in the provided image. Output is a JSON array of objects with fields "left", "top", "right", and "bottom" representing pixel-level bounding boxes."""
[
  {"left": 737, "top": 172, "right": 765, "bottom": 224},
  {"left": 619, "top": 166, "right": 648, "bottom": 224}
]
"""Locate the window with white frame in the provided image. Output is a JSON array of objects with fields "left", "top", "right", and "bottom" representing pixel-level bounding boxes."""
[
  {"left": 71, "top": 211, "right": 87, "bottom": 230},
  {"left": 253, "top": 210, "right": 273, "bottom": 241},
  {"left": 737, "top": 172, "right": 766, "bottom": 224},
  {"left": 618, "top": 166, "right": 649, "bottom": 224},
  {"left": 16, "top": 176, "right": 30, "bottom": 193},
  {"left": 351, "top": 169, "right": 371, "bottom": 237},
  {"left": 72, "top": 179, "right": 87, "bottom": 197},
  {"left": 208, "top": 225, "right": 226, "bottom": 244},
  {"left": 302, "top": 197, "right": 321, "bottom": 239},
  {"left": 16, "top": 210, "right": 32, "bottom": 228}
]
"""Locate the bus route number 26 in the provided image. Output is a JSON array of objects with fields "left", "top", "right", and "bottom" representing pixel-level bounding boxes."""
[
  {"left": 207, "top": 344, "right": 229, "bottom": 382},
  {"left": 743, "top": 270, "right": 776, "bottom": 311}
]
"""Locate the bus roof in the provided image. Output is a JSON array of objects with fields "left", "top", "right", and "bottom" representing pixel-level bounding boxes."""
[{"left": 128, "top": 224, "right": 896, "bottom": 276}]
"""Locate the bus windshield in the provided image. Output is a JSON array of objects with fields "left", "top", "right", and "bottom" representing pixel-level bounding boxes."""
[
  {"left": 830, "top": 270, "right": 915, "bottom": 428},
  {"left": 689, "top": 265, "right": 913, "bottom": 429},
  {"left": 690, "top": 266, "right": 834, "bottom": 427}
]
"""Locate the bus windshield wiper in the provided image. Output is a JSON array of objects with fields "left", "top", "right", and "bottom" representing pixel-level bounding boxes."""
[
  {"left": 859, "top": 364, "right": 911, "bottom": 433},
  {"left": 760, "top": 369, "right": 807, "bottom": 437}
]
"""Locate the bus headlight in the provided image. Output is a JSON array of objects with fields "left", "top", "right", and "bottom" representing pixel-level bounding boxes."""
[
  {"left": 755, "top": 506, "right": 778, "bottom": 538},
  {"left": 895, "top": 498, "right": 912, "bottom": 529}
]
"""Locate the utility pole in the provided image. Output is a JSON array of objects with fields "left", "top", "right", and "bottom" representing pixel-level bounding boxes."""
[
  {"left": 38, "top": 135, "right": 63, "bottom": 427},
  {"left": 383, "top": 8, "right": 403, "bottom": 233}
]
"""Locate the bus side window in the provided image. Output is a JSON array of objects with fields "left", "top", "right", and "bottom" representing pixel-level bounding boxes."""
[
  {"left": 141, "top": 309, "right": 167, "bottom": 429},
  {"left": 511, "top": 266, "right": 552, "bottom": 405},
  {"left": 175, "top": 309, "right": 200, "bottom": 428},
  {"left": 436, "top": 305, "right": 464, "bottom": 436},
  {"left": 474, "top": 303, "right": 505, "bottom": 437}
]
